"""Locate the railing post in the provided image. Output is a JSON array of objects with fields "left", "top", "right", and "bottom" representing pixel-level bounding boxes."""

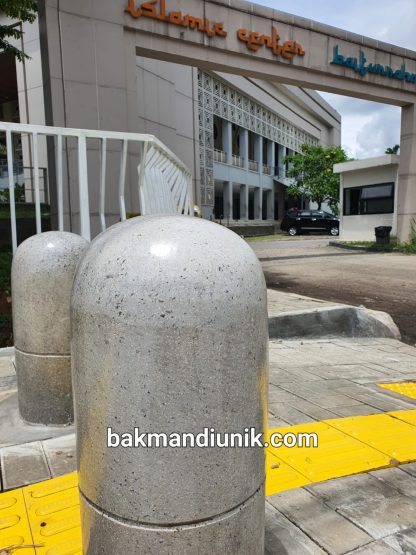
[
  {"left": 6, "top": 130, "right": 17, "bottom": 253},
  {"left": 99, "top": 138, "right": 107, "bottom": 232},
  {"left": 138, "top": 140, "right": 149, "bottom": 214},
  {"left": 72, "top": 215, "right": 268, "bottom": 554},
  {"left": 31, "top": 132, "right": 42, "bottom": 234},
  {"left": 118, "top": 139, "right": 128, "bottom": 221},
  {"left": 78, "top": 134, "right": 91, "bottom": 241},
  {"left": 56, "top": 134, "right": 64, "bottom": 231}
]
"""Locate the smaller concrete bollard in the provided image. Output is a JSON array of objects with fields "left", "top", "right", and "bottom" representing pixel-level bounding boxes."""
[
  {"left": 72, "top": 215, "right": 269, "bottom": 554},
  {"left": 12, "top": 231, "right": 88, "bottom": 425}
]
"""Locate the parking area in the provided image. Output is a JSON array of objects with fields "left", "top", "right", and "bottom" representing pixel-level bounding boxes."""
[{"left": 250, "top": 239, "right": 416, "bottom": 346}]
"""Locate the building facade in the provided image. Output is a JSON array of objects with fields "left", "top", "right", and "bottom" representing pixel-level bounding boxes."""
[
  {"left": 335, "top": 155, "right": 399, "bottom": 241},
  {"left": 0, "top": 4, "right": 341, "bottom": 236}
]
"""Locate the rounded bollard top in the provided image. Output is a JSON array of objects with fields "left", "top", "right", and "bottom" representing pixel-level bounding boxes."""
[
  {"left": 72, "top": 214, "right": 267, "bottom": 324},
  {"left": 12, "top": 231, "right": 89, "bottom": 354},
  {"left": 13, "top": 231, "right": 89, "bottom": 272}
]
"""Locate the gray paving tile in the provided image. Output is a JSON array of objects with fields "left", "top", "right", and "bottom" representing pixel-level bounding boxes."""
[
  {"left": 338, "top": 495, "right": 416, "bottom": 540},
  {"left": 268, "top": 416, "right": 291, "bottom": 428},
  {"left": 268, "top": 403, "right": 315, "bottom": 425},
  {"left": 286, "top": 398, "right": 339, "bottom": 421},
  {"left": 0, "top": 359, "right": 15, "bottom": 378},
  {"left": 344, "top": 540, "right": 402, "bottom": 554},
  {"left": 268, "top": 488, "right": 372, "bottom": 555},
  {"left": 265, "top": 502, "right": 325, "bottom": 555},
  {"left": 330, "top": 404, "right": 382, "bottom": 417},
  {"left": 42, "top": 434, "right": 77, "bottom": 477},
  {"left": 1, "top": 442, "right": 51, "bottom": 490},
  {"left": 0, "top": 348, "right": 14, "bottom": 358},
  {"left": 400, "top": 463, "right": 416, "bottom": 478},
  {"left": 370, "top": 467, "right": 416, "bottom": 498},
  {"left": 383, "top": 528, "right": 416, "bottom": 554},
  {"left": 268, "top": 386, "right": 302, "bottom": 403},
  {"left": 307, "top": 394, "right": 363, "bottom": 409},
  {"left": 305, "top": 473, "right": 400, "bottom": 510}
]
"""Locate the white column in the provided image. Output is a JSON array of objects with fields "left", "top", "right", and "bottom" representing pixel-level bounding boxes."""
[
  {"left": 254, "top": 135, "right": 263, "bottom": 172},
  {"left": 240, "top": 184, "right": 249, "bottom": 221},
  {"left": 267, "top": 189, "right": 274, "bottom": 220},
  {"left": 240, "top": 128, "right": 249, "bottom": 170},
  {"left": 277, "top": 144, "right": 285, "bottom": 178},
  {"left": 397, "top": 103, "right": 416, "bottom": 242},
  {"left": 254, "top": 187, "right": 262, "bottom": 220},
  {"left": 222, "top": 120, "right": 232, "bottom": 165},
  {"left": 223, "top": 181, "right": 233, "bottom": 220},
  {"left": 267, "top": 140, "right": 275, "bottom": 174}
]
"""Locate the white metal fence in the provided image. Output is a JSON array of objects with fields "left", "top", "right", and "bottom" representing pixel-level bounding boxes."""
[{"left": 0, "top": 122, "right": 193, "bottom": 253}]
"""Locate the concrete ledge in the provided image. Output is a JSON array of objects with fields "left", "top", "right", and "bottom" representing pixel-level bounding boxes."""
[
  {"left": 329, "top": 241, "right": 371, "bottom": 251},
  {"left": 268, "top": 305, "right": 401, "bottom": 340}
]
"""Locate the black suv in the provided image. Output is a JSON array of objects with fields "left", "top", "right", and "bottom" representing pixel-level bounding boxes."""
[{"left": 281, "top": 210, "right": 340, "bottom": 236}]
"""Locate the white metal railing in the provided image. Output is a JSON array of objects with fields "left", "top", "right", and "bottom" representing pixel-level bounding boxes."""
[
  {"left": 0, "top": 122, "right": 193, "bottom": 253},
  {"left": 232, "top": 154, "right": 244, "bottom": 168},
  {"left": 248, "top": 159, "right": 259, "bottom": 172},
  {"left": 214, "top": 149, "right": 227, "bottom": 163},
  {"left": 263, "top": 164, "right": 272, "bottom": 175}
]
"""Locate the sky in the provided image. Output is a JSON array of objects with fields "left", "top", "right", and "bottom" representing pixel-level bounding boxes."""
[{"left": 253, "top": 0, "right": 416, "bottom": 158}]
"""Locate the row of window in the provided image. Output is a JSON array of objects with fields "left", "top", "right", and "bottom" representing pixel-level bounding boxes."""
[{"left": 343, "top": 183, "right": 394, "bottom": 216}]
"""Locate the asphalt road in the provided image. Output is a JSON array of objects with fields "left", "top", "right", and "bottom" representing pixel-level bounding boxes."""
[{"left": 250, "top": 238, "right": 416, "bottom": 346}]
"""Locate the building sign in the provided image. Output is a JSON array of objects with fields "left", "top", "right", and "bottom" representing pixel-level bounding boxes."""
[
  {"left": 331, "top": 45, "right": 416, "bottom": 84},
  {"left": 124, "top": 0, "right": 227, "bottom": 37},
  {"left": 124, "top": 1, "right": 306, "bottom": 60},
  {"left": 237, "top": 27, "right": 305, "bottom": 60}
]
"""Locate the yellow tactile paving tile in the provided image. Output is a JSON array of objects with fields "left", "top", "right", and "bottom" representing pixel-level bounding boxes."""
[
  {"left": 266, "top": 422, "right": 392, "bottom": 486},
  {"left": 379, "top": 382, "right": 416, "bottom": 400},
  {"left": 0, "top": 488, "right": 36, "bottom": 554},
  {"left": 388, "top": 409, "right": 416, "bottom": 426},
  {"left": 326, "top": 413, "right": 416, "bottom": 464},
  {"left": 265, "top": 449, "right": 310, "bottom": 496},
  {"left": 0, "top": 409, "right": 415, "bottom": 552},
  {"left": 23, "top": 473, "right": 82, "bottom": 555}
]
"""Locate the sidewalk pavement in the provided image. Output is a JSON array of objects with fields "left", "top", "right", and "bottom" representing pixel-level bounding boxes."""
[{"left": 1, "top": 293, "right": 416, "bottom": 554}]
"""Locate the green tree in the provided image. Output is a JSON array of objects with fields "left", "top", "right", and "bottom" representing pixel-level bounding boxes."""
[
  {"left": 0, "top": 0, "right": 37, "bottom": 62},
  {"left": 284, "top": 144, "right": 350, "bottom": 214},
  {"left": 385, "top": 144, "right": 400, "bottom": 154}
]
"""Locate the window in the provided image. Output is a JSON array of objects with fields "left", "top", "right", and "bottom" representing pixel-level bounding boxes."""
[
  {"left": 343, "top": 183, "right": 394, "bottom": 216},
  {"left": 311, "top": 211, "right": 324, "bottom": 218}
]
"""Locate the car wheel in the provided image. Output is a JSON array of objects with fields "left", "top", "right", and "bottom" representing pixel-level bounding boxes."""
[
  {"left": 330, "top": 226, "right": 339, "bottom": 236},
  {"left": 288, "top": 226, "right": 298, "bottom": 236}
]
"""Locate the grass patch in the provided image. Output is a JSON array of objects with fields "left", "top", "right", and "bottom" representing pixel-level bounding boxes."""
[
  {"left": 341, "top": 239, "right": 416, "bottom": 254},
  {"left": 245, "top": 234, "right": 307, "bottom": 242},
  {"left": 0, "top": 203, "right": 50, "bottom": 220},
  {"left": 0, "top": 314, "right": 12, "bottom": 348},
  {"left": 0, "top": 247, "right": 12, "bottom": 293}
]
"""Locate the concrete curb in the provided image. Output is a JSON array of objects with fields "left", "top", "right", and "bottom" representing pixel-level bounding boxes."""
[
  {"left": 329, "top": 241, "right": 370, "bottom": 251},
  {"left": 268, "top": 305, "right": 401, "bottom": 341}
]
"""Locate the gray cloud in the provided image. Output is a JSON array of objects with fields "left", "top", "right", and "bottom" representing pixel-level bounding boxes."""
[{"left": 255, "top": 0, "right": 414, "bottom": 158}]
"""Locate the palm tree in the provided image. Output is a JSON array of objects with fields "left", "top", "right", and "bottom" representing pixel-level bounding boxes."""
[{"left": 385, "top": 145, "right": 400, "bottom": 154}]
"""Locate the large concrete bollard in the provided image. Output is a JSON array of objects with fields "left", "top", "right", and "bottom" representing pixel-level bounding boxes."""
[
  {"left": 71, "top": 215, "right": 268, "bottom": 554},
  {"left": 12, "top": 231, "right": 88, "bottom": 425}
]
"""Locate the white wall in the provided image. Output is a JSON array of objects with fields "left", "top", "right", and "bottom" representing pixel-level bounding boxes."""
[
  {"left": 136, "top": 57, "right": 200, "bottom": 206},
  {"left": 339, "top": 164, "right": 399, "bottom": 241}
]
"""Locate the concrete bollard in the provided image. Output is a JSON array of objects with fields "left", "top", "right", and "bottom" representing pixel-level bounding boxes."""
[
  {"left": 71, "top": 215, "right": 269, "bottom": 554},
  {"left": 12, "top": 231, "right": 89, "bottom": 425}
]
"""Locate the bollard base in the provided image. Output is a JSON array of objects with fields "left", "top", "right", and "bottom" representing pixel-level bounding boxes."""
[
  {"left": 80, "top": 484, "right": 265, "bottom": 555},
  {"left": 15, "top": 349, "right": 73, "bottom": 425}
]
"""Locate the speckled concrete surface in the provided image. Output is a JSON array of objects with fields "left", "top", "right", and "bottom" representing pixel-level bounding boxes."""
[
  {"left": 71, "top": 215, "right": 268, "bottom": 553},
  {"left": 12, "top": 232, "right": 88, "bottom": 424}
]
